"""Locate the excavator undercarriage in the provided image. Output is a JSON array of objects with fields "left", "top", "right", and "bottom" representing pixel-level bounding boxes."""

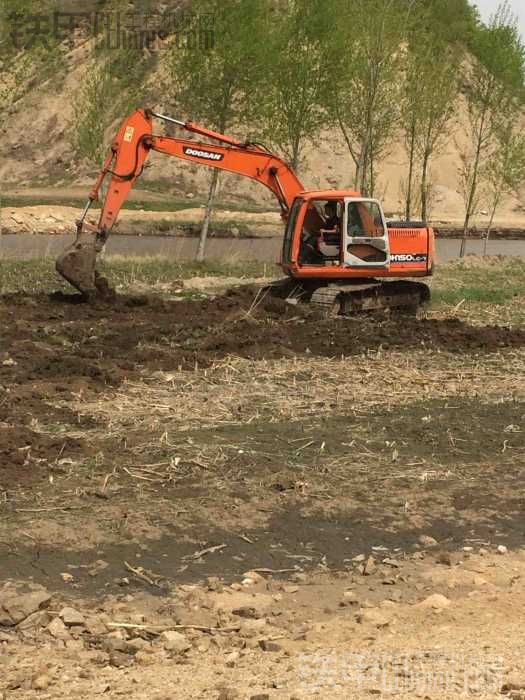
[{"left": 268, "top": 278, "right": 430, "bottom": 317}]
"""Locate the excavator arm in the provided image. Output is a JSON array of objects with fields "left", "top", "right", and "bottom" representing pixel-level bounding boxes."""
[{"left": 56, "top": 108, "right": 305, "bottom": 296}]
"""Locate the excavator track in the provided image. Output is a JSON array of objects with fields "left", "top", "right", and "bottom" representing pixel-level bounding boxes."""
[{"left": 307, "top": 280, "right": 430, "bottom": 316}]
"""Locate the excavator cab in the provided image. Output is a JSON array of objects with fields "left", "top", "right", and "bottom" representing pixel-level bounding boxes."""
[{"left": 282, "top": 194, "right": 391, "bottom": 272}]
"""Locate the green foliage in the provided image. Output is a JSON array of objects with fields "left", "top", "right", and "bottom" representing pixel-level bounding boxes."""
[
  {"left": 71, "top": 61, "right": 114, "bottom": 164},
  {"left": 167, "top": 0, "right": 267, "bottom": 260},
  {"left": 328, "top": 0, "right": 410, "bottom": 196},
  {"left": 402, "top": 28, "right": 460, "bottom": 219},
  {"left": 459, "top": 2, "right": 525, "bottom": 255},
  {"left": 250, "top": 0, "right": 331, "bottom": 170},
  {"left": 71, "top": 45, "right": 152, "bottom": 164},
  {"left": 432, "top": 257, "right": 525, "bottom": 307},
  {"left": 416, "top": 0, "right": 481, "bottom": 45},
  {"left": 168, "top": 0, "right": 266, "bottom": 131},
  {"left": 469, "top": 1, "right": 525, "bottom": 95},
  {"left": 481, "top": 115, "right": 525, "bottom": 249},
  {"left": 0, "top": 0, "right": 63, "bottom": 116}
]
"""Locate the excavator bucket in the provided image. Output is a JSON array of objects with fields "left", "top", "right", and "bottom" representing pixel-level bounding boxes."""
[{"left": 55, "top": 225, "right": 110, "bottom": 298}]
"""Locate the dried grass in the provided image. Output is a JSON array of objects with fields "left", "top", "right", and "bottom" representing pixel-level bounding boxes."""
[{"left": 67, "top": 349, "right": 525, "bottom": 434}]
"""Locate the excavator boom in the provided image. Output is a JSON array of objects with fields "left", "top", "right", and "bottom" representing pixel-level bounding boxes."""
[{"left": 56, "top": 108, "right": 304, "bottom": 296}]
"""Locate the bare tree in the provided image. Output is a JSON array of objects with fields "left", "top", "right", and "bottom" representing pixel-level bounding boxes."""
[
  {"left": 459, "top": 2, "right": 525, "bottom": 257},
  {"left": 482, "top": 115, "right": 525, "bottom": 254}
]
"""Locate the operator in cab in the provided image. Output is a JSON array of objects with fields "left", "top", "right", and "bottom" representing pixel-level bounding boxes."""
[{"left": 322, "top": 200, "right": 340, "bottom": 232}]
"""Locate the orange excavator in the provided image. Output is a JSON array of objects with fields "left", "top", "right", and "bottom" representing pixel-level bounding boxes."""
[{"left": 56, "top": 108, "right": 435, "bottom": 313}]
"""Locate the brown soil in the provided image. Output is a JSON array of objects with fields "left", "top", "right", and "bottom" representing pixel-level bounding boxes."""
[{"left": 1, "top": 284, "right": 525, "bottom": 698}]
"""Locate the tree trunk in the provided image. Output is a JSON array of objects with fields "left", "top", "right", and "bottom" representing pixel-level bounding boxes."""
[
  {"left": 420, "top": 149, "right": 431, "bottom": 222},
  {"left": 368, "top": 149, "right": 375, "bottom": 198},
  {"left": 196, "top": 168, "right": 220, "bottom": 262},
  {"left": 290, "top": 135, "right": 301, "bottom": 172},
  {"left": 336, "top": 117, "right": 360, "bottom": 189},
  {"left": 405, "top": 123, "right": 416, "bottom": 220},
  {"left": 483, "top": 193, "right": 500, "bottom": 256},
  {"left": 460, "top": 102, "right": 489, "bottom": 258}
]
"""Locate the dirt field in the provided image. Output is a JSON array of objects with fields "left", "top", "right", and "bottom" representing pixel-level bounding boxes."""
[{"left": 1, "top": 262, "right": 525, "bottom": 698}]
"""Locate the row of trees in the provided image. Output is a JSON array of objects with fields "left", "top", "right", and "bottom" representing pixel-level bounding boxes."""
[
  {"left": 2, "top": 0, "right": 525, "bottom": 258},
  {"left": 166, "top": 0, "right": 525, "bottom": 258}
]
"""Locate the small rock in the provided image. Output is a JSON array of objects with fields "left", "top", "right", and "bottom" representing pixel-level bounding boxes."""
[
  {"left": 109, "top": 651, "right": 133, "bottom": 668},
  {"left": 84, "top": 617, "right": 108, "bottom": 636},
  {"left": 417, "top": 593, "right": 451, "bottom": 610},
  {"left": 501, "top": 677, "right": 525, "bottom": 693},
  {"left": 102, "top": 637, "right": 131, "bottom": 654},
  {"left": 31, "top": 674, "right": 51, "bottom": 691},
  {"left": 418, "top": 535, "right": 438, "bottom": 548},
  {"left": 232, "top": 606, "right": 262, "bottom": 620},
  {"left": 436, "top": 551, "right": 453, "bottom": 567},
  {"left": 242, "top": 570, "right": 264, "bottom": 584},
  {"left": 217, "top": 686, "right": 239, "bottom": 700},
  {"left": 0, "top": 587, "right": 52, "bottom": 626},
  {"left": 497, "top": 545, "right": 508, "bottom": 555},
  {"left": 46, "top": 617, "right": 71, "bottom": 641},
  {"left": 250, "top": 695, "right": 270, "bottom": 700},
  {"left": 359, "top": 556, "right": 377, "bottom": 576},
  {"left": 135, "top": 650, "right": 157, "bottom": 666},
  {"left": 239, "top": 618, "right": 267, "bottom": 638},
  {"left": 17, "top": 610, "right": 51, "bottom": 632},
  {"left": 382, "top": 558, "right": 401, "bottom": 568},
  {"left": 340, "top": 591, "right": 359, "bottom": 606},
  {"left": 59, "top": 607, "right": 85, "bottom": 627},
  {"left": 160, "top": 630, "right": 191, "bottom": 653},
  {"left": 356, "top": 608, "right": 391, "bottom": 628},
  {"left": 60, "top": 573, "right": 74, "bottom": 584},
  {"left": 225, "top": 650, "right": 240, "bottom": 667},
  {"left": 206, "top": 576, "right": 223, "bottom": 592},
  {"left": 283, "top": 585, "right": 299, "bottom": 594},
  {"left": 352, "top": 554, "right": 366, "bottom": 562},
  {"left": 126, "top": 637, "right": 150, "bottom": 652},
  {"left": 259, "top": 639, "right": 282, "bottom": 652}
]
